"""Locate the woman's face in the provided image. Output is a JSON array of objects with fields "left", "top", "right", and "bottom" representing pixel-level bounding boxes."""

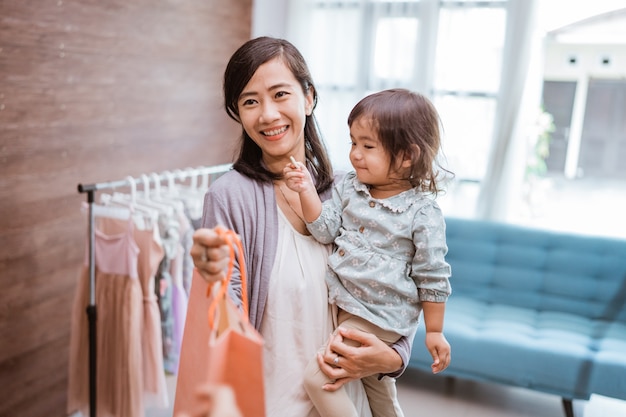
[{"left": 237, "top": 57, "right": 314, "bottom": 173}]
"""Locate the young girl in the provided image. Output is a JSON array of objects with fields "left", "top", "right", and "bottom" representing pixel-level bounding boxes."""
[{"left": 284, "top": 88, "right": 453, "bottom": 417}]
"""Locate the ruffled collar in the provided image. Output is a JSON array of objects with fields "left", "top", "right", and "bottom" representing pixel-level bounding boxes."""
[{"left": 350, "top": 173, "right": 421, "bottom": 213}]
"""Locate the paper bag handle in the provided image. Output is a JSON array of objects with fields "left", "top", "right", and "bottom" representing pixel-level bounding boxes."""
[{"left": 206, "top": 227, "right": 249, "bottom": 329}]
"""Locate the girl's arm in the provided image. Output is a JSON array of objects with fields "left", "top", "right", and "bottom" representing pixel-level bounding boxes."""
[
  {"left": 411, "top": 203, "right": 452, "bottom": 374},
  {"left": 421, "top": 301, "right": 451, "bottom": 374},
  {"left": 283, "top": 158, "right": 322, "bottom": 222}
]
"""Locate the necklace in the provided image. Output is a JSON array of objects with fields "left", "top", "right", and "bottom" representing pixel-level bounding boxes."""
[{"left": 276, "top": 183, "right": 307, "bottom": 224}]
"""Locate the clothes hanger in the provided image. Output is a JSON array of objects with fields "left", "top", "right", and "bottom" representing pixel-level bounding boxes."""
[
  {"left": 171, "top": 167, "right": 199, "bottom": 197},
  {"left": 150, "top": 172, "right": 186, "bottom": 214},
  {"left": 101, "top": 176, "right": 159, "bottom": 229},
  {"left": 164, "top": 170, "right": 180, "bottom": 198},
  {"left": 110, "top": 174, "right": 174, "bottom": 217},
  {"left": 170, "top": 167, "right": 206, "bottom": 220},
  {"left": 137, "top": 174, "right": 176, "bottom": 216},
  {"left": 83, "top": 201, "right": 131, "bottom": 221}
]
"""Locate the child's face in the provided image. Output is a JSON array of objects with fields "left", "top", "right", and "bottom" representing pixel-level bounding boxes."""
[{"left": 349, "top": 117, "right": 408, "bottom": 193}]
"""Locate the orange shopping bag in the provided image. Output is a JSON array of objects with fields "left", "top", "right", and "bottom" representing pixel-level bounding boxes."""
[{"left": 174, "top": 228, "right": 265, "bottom": 417}]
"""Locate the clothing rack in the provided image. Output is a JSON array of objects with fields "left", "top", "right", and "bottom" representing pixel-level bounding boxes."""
[{"left": 76, "top": 163, "right": 231, "bottom": 417}]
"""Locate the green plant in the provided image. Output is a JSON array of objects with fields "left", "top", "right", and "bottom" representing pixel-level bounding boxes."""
[{"left": 525, "top": 107, "right": 555, "bottom": 179}]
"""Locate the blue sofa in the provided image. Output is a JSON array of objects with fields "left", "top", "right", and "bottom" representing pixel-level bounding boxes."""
[{"left": 409, "top": 217, "right": 626, "bottom": 417}]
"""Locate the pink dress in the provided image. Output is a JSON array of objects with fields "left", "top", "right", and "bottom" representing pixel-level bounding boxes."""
[
  {"left": 131, "top": 220, "right": 169, "bottom": 407},
  {"left": 99, "top": 216, "right": 170, "bottom": 407},
  {"left": 67, "top": 218, "right": 144, "bottom": 417}
]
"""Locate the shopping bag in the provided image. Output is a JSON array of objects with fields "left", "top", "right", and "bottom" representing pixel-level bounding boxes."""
[{"left": 174, "top": 228, "right": 265, "bottom": 417}]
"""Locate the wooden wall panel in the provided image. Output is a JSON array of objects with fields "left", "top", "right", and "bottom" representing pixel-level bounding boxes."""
[{"left": 0, "top": 0, "right": 251, "bottom": 415}]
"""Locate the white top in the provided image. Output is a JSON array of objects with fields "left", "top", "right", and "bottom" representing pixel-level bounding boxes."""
[{"left": 260, "top": 207, "right": 373, "bottom": 417}]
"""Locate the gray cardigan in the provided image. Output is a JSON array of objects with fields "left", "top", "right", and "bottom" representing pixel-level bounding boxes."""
[{"left": 201, "top": 169, "right": 410, "bottom": 377}]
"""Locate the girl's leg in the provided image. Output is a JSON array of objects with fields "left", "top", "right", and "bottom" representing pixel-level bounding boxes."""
[
  {"left": 303, "top": 348, "right": 359, "bottom": 417},
  {"left": 336, "top": 310, "right": 404, "bottom": 417},
  {"left": 362, "top": 374, "right": 404, "bottom": 417}
]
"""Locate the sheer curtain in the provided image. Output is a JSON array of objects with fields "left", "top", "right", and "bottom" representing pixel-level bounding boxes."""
[
  {"left": 475, "top": 0, "right": 541, "bottom": 220},
  {"left": 287, "top": 0, "right": 439, "bottom": 172},
  {"left": 285, "top": 0, "right": 541, "bottom": 221}
]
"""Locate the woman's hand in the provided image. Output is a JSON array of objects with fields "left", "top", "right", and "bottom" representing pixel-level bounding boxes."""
[
  {"left": 317, "top": 327, "right": 403, "bottom": 392},
  {"left": 191, "top": 227, "right": 231, "bottom": 284}
]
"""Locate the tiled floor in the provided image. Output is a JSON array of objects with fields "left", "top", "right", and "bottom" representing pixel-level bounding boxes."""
[
  {"left": 148, "top": 369, "right": 626, "bottom": 417},
  {"left": 397, "top": 368, "right": 626, "bottom": 417}
]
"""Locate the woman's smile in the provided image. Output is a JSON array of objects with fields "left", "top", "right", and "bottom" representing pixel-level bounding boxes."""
[{"left": 262, "top": 125, "right": 289, "bottom": 140}]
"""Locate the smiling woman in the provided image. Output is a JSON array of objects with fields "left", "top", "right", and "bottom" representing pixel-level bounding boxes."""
[
  {"left": 175, "top": 36, "right": 411, "bottom": 417},
  {"left": 221, "top": 37, "right": 334, "bottom": 192},
  {"left": 235, "top": 58, "right": 313, "bottom": 169}
]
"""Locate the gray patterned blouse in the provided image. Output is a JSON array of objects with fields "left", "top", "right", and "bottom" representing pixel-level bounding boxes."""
[{"left": 307, "top": 171, "right": 452, "bottom": 337}]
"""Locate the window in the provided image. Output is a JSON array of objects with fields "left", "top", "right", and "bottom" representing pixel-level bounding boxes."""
[
  {"left": 433, "top": 3, "right": 507, "bottom": 181},
  {"left": 289, "top": 0, "right": 547, "bottom": 222},
  {"left": 293, "top": 0, "right": 508, "bottom": 182}
]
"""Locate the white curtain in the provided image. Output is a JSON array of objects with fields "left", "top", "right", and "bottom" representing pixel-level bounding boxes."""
[
  {"left": 475, "top": 0, "right": 541, "bottom": 220},
  {"left": 284, "top": 0, "right": 543, "bottom": 221},
  {"left": 285, "top": 0, "right": 439, "bottom": 172}
]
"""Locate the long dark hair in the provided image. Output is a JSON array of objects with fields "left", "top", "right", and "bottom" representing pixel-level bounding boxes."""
[
  {"left": 223, "top": 36, "right": 333, "bottom": 194},
  {"left": 348, "top": 88, "right": 453, "bottom": 195}
]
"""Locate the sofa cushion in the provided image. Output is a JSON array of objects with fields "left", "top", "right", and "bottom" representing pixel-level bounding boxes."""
[
  {"left": 408, "top": 218, "right": 626, "bottom": 401},
  {"left": 410, "top": 297, "right": 626, "bottom": 399},
  {"left": 444, "top": 217, "right": 626, "bottom": 322}
]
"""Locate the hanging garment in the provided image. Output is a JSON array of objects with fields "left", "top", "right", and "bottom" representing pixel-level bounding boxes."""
[
  {"left": 156, "top": 210, "right": 180, "bottom": 374},
  {"left": 178, "top": 209, "right": 195, "bottom": 296},
  {"left": 168, "top": 219, "right": 190, "bottom": 375},
  {"left": 106, "top": 181, "right": 195, "bottom": 375},
  {"left": 98, "top": 216, "right": 170, "bottom": 408},
  {"left": 67, "top": 218, "right": 144, "bottom": 417}
]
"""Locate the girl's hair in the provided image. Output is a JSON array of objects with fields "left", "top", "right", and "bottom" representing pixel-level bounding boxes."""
[
  {"left": 347, "top": 88, "right": 452, "bottom": 195},
  {"left": 223, "top": 36, "right": 333, "bottom": 194}
]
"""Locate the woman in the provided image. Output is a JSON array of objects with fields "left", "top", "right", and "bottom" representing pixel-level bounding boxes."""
[{"left": 176, "top": 36, "right": 411, "bottom": 417}]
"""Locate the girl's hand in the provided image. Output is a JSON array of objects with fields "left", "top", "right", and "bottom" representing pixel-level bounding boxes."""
[
  {"left": 283, "top": 157, "right": 315, "bottom": 194},
  {"left": 425, "top": 331, "right": 451, "bottom": 374},
  {"left": 317, "top": 327, "right": 403, "bottom": 391},
  {"left": 191, "top": 227, "right": 231, "bottom": 284}
]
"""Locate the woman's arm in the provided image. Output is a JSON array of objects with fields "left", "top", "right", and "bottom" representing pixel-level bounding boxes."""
[{"left": 317, "top": 327, "right": 408, "bottom": 391}]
